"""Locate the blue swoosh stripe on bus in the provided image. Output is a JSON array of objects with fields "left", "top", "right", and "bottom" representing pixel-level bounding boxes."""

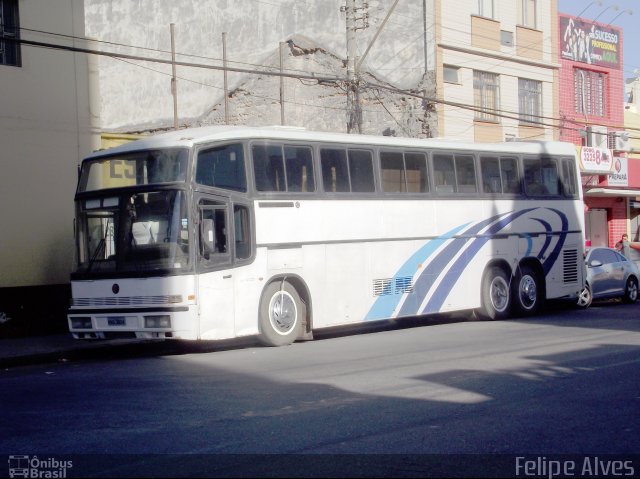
[
  {"left": 421, "top": 209, "right": 536, "bottom": 314},
  {"left": 521, "top": 234, "right": 533, "bottom": 257},
  {"left": 397, "top": 211, "right": 524, "bottom": 317},
  {"left": 541, "top": 209, "right": 569, "bottom": 275},
  {"left": 364, "top": 224, "right": 470, "bottom": 320},
  {"left": 533, "top": 218, "right": 552, "bottom": 260}
]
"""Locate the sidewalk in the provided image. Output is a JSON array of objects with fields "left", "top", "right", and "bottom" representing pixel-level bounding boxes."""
[
  {"left": 0, "top": 332, "right": 260, "bottom": 369},
  {"left": 0, "top": 334, "right": 168, "bottom": 369}
]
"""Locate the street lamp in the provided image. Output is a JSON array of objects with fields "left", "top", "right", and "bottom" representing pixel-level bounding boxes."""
[
  {"left": 593, "top": 5, "right": 619, "bottom": 23},
  {"left": 577, "top": 0, "right": 603, "bottom": 19},
  {"left": 606, "top": 9, "right": 632, "bottom": 26}
]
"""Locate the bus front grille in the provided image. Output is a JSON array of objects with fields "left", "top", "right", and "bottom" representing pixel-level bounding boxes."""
[{"left": 72, "top": 295, "right": 178, "bottom": 307}]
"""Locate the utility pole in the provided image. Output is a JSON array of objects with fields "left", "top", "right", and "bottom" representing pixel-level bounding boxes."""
[
  {"left": 342, "top": 0, "right": 368, "bottom": 134},
  {"left": 279, "top": 42, "right": 285, "bottom": 125},
  {"left": 222, "top": 32, "right": 229, "bottom": 124},
  {"left": 170, "top": 23, "right": 178, "bottom": 130},
  {"left": 423, "top": 0, "right": 429, "bottom": 75}
]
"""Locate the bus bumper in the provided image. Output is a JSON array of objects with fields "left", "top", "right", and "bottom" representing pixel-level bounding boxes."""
[{"left": 67, "top": 306, "right": 198, "bottom": 340}]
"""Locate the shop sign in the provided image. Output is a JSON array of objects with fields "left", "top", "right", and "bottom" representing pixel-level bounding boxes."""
[
  {"left": 560, "top": 15, "right": 621, "bottom": 69},
  {"left": 578, "top": 146, "right": 614, "bottom": 174},
  {"left": 607, "top": 157, "right": 628, "bottom": 186}
]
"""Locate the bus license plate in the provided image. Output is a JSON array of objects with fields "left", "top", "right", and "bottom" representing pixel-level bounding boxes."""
[{"left": 107, "top": 316, "right": 126, "bottom": 326}]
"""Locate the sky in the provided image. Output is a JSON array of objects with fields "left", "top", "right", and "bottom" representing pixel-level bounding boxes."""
[{"left": 559, "top": 0, "right": 639, "bottom": 81}]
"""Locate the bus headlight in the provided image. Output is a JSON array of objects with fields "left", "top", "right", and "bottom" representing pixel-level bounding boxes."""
[
  {"left": 144, "top": 315, "right": 171, "bottom": 328},
  {"left": 70, "top": 317, "right": 92, "bottom": 329}
]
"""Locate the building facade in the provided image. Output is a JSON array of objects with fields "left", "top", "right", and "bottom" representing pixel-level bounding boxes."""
[
  {"left": 0, "top": 0, "right": 98, "bottom": 335},
  {"left": 436, "top": 0, "right": 558, "bottom": 143},
  {"left": 558, "top": 12, "right": 640, "bottom": 254}
]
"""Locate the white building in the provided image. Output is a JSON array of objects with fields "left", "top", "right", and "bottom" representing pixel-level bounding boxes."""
[{"left": 0, "top": 0, "right": 97, "bottom": 334}]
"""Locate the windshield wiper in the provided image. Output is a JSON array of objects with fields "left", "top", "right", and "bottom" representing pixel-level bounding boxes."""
[{"left": 86, "top": 218, "right": 110, "bottom": 273}]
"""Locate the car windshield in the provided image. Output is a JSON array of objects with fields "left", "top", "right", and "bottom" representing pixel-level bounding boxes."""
[{"left": 75, "top": 190, "right": 190, "bottom": 275}]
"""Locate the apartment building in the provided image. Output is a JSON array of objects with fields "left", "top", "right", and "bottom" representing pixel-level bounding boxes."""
[{"left": 0, "top": 0, "right": 97, "bottom": 334}]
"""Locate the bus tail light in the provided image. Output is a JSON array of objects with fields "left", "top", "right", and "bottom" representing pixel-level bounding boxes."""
[{"left": 144, "top": 315, "right": 171, "bottom": 328}]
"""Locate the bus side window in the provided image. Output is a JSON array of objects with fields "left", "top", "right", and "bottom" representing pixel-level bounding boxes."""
[
  {"left": 501, "top": 157, "right": 521, "bottom": 194},
  {"left": 561, "top": 158, "right": 577, "bottom": 197},
  {"left": 199, "top": 205, "right": 229, "bottom": 264},
  {"left": 433, "top": 153, "right": 455, "bottom": 193},
  {"left": 381, "top": 151, "right": 405, "bottom": 193},
  {"left": 253, "top": 144, "right": 285, "bottom": 192},
  {"left": 524, "top": 159, "right": 547, "bottom": 196},
  {"left": 321, "top": 148, "right": 349, "bottom": 192},
  {"left": 348, "top": 149, "right": 375, "bottom": 192},
  {"left": 195, "top": 143, "right": 246, "bottom": 192},
  {"left": 455, "top": 154, "right": 477, "bottom": 193},
  {"left": 234, "top": 205, "right": 251, "bottom": 260},
  {"left": 405, "top": 152, "right": 429, "bottom": 193},
  {"left": 284, "top": 146, "right": 315, "bottom": 192},
  {"left": 481, "top": 156, "right": 501, "bottom": 193}
]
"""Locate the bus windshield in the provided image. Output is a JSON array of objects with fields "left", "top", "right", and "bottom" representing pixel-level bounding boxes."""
[
  {"left": 75, "top": 190, "right": 190, "bottom": 275},
  {"left": 78, "top": 148, "right": 189, "bottom": 192}
]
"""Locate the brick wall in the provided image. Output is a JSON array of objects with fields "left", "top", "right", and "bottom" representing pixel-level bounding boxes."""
[{"left": 586, "top": 196, "right": 627, "bottom": 247}]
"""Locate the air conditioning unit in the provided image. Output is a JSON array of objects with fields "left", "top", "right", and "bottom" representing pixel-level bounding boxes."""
[
  {"left": 588, "top": 125, "right": 608, "bottom": 148},
  {"left": 608, "top": 131, "right": 631, "bottom": 152}
]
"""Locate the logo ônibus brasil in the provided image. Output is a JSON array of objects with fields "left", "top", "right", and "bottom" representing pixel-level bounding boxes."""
[{"left": 8, "top": 456, "right": 72, "bottom": 478}]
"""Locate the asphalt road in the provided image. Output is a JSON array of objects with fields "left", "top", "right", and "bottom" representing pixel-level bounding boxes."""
[{"left": 1, "top": 301, "right": 639, "bottom": 477}]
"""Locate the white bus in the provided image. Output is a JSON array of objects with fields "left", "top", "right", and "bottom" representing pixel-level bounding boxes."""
[{"left": 68, "top": 126, "right": 585, "bottom": 346}]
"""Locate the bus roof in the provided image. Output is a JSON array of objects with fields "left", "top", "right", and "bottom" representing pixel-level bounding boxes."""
[{"left": 85, "top": 125, "right": 577, "bottom": 160}]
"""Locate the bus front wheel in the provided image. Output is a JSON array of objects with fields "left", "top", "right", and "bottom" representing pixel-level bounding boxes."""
[
  {"left": 478, "top": 266, "right": 511, "bottom": 320},
  {"left": 258, "top": 280, "right": 304, "bottom": 347}
]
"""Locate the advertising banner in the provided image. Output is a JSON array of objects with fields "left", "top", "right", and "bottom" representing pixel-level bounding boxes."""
[
  {"left": 578, "top": 146, "right": 614, "bottom": 173},
  {"left": 560, "top": 15, "right": 621, "bottom": 69},
  {"left": 607, "top": 156, "right": 629, "bottom": 186}
]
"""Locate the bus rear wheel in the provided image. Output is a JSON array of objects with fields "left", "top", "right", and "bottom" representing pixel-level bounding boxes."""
[
  {"left": 478, "top": 266, "right": 511, "bottom": 320},
  {"left": 258, "top": 280, "right": 304, "bottom": 347},
  {"left": 512, "top": 265, "right": 543, "bottom": 316}
]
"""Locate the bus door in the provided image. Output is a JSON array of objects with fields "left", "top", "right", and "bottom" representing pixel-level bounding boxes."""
[{"left": 196, "top": 196, "right": 235, "bottom": 339}]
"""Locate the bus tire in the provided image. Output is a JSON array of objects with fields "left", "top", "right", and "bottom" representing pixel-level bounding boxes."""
[
  {"left": 478, "top": 266, "right": 511, "bottom": 320},
  {"left": 512, "top": 265, "right": 543, "bottom": 316},
  {"left": 258, "top": 280, "right": 304, "bottom": 347}
]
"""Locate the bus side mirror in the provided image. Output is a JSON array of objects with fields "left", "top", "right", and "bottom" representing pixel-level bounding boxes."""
[{"left": 201, "top": 218, "right": 215, "bottom": 255}]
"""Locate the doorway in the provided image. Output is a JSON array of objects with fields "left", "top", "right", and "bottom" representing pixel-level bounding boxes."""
[{"left": 585, "top": 208, "right": 608, "bottom": 247}]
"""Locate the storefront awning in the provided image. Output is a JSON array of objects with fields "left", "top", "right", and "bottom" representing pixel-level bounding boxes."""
[{"left": 583, "top": 188, "right": 640, "bottom": 198}]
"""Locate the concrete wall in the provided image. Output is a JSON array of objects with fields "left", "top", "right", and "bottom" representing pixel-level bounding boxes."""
[
  {"left": 84, "top": 0, "right": 435, "bottom": 132},
  {"left": 0, "top": 0, "right": 97, "bottom": 290}
]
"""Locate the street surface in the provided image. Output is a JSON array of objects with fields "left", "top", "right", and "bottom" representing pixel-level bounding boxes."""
[{"left": 1, "top": 301, "right": 639, "bottom": 477}]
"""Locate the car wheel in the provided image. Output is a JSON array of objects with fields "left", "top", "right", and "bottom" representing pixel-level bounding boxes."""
[
  {"left": 576, "top": 284, "right": 592, "bottom": 308},
  {"left": 623, "top": 277, "right": 638, "bottom": 304}
]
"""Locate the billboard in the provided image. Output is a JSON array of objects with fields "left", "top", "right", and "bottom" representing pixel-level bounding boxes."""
[
  {"left": 578, "top": 146, "right": 614, "bottom": 174},
  {"left": 560, "top": 15, "right": 621, "bottom": 69}
]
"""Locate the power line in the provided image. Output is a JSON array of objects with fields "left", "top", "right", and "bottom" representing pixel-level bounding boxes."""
[
  {"left": 5, "top": 36, "right": 343, "bottom": 83},
  {"left": 9, "top": 29, "right": 640, "bottom": 140}
]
